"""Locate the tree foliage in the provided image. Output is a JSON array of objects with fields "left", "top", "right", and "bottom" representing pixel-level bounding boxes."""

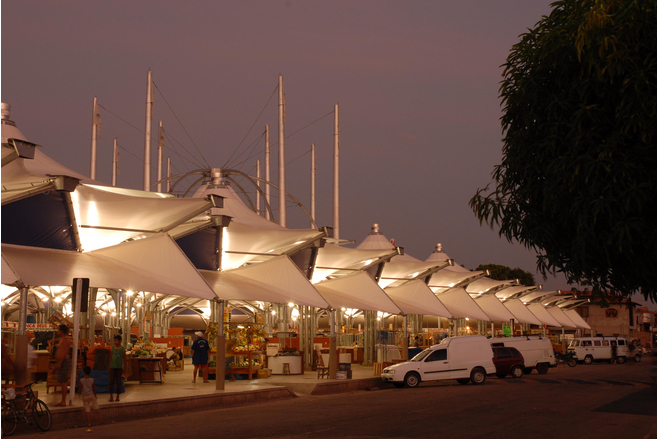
[
  {"left": 475, "top": 264, "right": 536, "bottom": 287},
  {"left": 470, "top": 0, "right": 656, "bottom": 302}
]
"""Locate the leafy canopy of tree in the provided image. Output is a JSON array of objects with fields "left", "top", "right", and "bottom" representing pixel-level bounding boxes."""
[
  {"left": 470, "top": 0, "right": 656, "bottom": 302},
  {"left": 475, "top": 264, "right": 535, "bottom": 287}
]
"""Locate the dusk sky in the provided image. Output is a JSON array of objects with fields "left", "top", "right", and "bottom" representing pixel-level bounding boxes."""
[{"left": 2, "top": 1, "right": 652, "bottom": 308}]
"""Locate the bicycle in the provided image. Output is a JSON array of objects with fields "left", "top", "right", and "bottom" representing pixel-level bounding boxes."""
[{"left": 1, "top": 381, "right": 52, "bottom": 435}]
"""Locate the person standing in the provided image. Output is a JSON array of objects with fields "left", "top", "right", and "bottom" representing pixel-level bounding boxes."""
[
  {"left": 108, "top": 335, "right": 125, "bottom": 401},
  {"left": 53, "top": 324, "right": 71, "bottom": 406},
  {"left": 79, "top": 366, "right": 101, "bottom": 430},
  {"left": 191, "top": 331, "right": 210, "bottom": 383}
]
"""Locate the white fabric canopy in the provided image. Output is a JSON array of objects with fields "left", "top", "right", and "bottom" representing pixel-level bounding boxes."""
[
  {"left": 220, "top": 221, "right": 325, "bottom": 270},
  {"left": 379, "top": 259, "right": 449, "bottom": 288},
  {"left": 465, "top": 278, "right": 515, "bottom": 295},
  {"left": 314, "top": 272, "right": 402, "bottom": 314},
  {"left": 563, "top": 309, "right": 592, "bottom": 330},
  {"left": 546, "top": 307, "right": 577, "bottom": 329},
  {"left": 200, "top": 256, "right": 329, "bottom": 308},
  {"left": 495, "top": 285, "right": 539, "bottom": 300},
  {"left": 311, "top": 243, "right": 396, "bottom": 283},
  {"left": 503, "top": 299, "right": 543, "bottom": 325},
  {"left": 73, "top": 184, "right": 213, "bottom": 251},
  {"left": 435, "top": 287, "right": 490, "bottom": 321},
  {"left": 192, "top": 183, "right": 287, "bottom": 230},
  {"left": 1, "top": 254, "right": 20, "bottom": 285},
  {"left": 518, "top": 290, "right": 559, "bottom": 305},
  {"left": 527, "top": 303, "right": 562, "bottom": 327},
  {"left": 428, "top": 269, "right": 485, "bottom": 292},
  {"left": 2, "top": 234, "right": 217, "bottom": 299},
  {"left": 474, "top": 294, "right": 516, "bottom": 322},
  {"left": 384, "top": 280, "right": 452, "bottom": 317}
]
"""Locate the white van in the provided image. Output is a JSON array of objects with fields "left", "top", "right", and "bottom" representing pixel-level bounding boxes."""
[
  {"left": 567, "top": 336, "right": 638, "bottom": 364},
  {"left": 381, "top": 336, "right": 495, "bottom": 388},
  {"left": 490, "top": 336, "right": 556, "bottom": 374}
]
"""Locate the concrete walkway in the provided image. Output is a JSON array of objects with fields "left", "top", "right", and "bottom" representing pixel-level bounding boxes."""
[{"left": 33, "top": 359, "right": 389, "bottom": 432}]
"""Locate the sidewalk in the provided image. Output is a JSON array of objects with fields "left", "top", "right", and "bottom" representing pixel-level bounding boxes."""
[{"left": 35, "top": 359, "right": 389, "bottom": 432}]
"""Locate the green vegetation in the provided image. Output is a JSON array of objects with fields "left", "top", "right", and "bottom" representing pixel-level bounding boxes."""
[{"left": 470, "top": 0, "right": 656, "bottom": 302}]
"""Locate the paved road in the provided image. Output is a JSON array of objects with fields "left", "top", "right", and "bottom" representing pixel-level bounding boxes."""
[{"left": 13, "top": 357, "right": 657, "bottom": 439}]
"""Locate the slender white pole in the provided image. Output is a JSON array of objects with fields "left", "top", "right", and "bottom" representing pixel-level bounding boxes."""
[
  {"left": 112, "top": 138, "right": 118, "bottom": 187},
  {"left": 333, "top": 103, "right": 340, "bottom": 239},
  {"left": 278, "top": 75, "right": 286, "bottom": 227},
  {"left": 311, "top": 143, "right": 316, "bottom": 228},
  {"left": 256, "top": 159, "right": 261, "bottom": 215},
  {"left": 265, "top": 124, "right": 271, "bottom": 221},
  {"left": 166, "top": 157, "right": 171, "bottom": 192},
  {"left": 90, "top": 97, "right": 98, "bottom": 179},
  {"left": 157, "top": 121, "right": 164, "bottom": 192},
  {"left": 143, "top": 70, "right": 153, "bottom": 192}
]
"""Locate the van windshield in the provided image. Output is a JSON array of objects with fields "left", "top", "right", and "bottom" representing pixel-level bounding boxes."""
[{"left": 410, "top": 350, "right": 431, "bottom": 362}]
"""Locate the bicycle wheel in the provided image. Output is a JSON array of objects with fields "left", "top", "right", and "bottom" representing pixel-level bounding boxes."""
[
  {"left": 31, "top": 399, "right": 51, "bottom": 431},
  {"left": 1, "top": 404, "right": 18, "bottom": 436}
]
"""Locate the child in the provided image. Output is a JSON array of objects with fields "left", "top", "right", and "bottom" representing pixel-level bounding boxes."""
[
  {"left": 79, "top": 366, "right": 101, "bottom": 429},
  {"left": 109, "top": 335, "right": 125, "bottom": 401}
]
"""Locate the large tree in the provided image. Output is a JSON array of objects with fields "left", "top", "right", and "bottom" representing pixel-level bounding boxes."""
[{"left": 470, "top": 0, "right": 656, "bottom": 302}]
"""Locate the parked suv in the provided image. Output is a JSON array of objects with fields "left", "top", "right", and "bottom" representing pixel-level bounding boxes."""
[{"left": 492, "top": 346, "right": 525, "bottom": 378}]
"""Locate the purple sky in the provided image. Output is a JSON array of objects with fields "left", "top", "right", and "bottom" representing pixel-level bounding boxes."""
[{"left": 2, "top": 1, "right": 652, "bottom": 309}]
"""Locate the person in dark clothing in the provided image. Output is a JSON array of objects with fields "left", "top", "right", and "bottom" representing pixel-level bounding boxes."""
[{"left": 191, "top": 331, "right": 210, "bottom": 383}]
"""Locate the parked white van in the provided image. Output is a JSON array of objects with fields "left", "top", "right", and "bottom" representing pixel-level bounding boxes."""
[
  {"left": 381, "top": 336, "right": 495, "bottom": 388},
  {"left": 490, "top": 336, "right": 556, "bottom": 374},
  {"left": 567, "top": 336, "right": 639, "bottom": 364}
]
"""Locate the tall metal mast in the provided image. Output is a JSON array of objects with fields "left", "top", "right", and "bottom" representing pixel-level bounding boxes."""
[
  {"left": 278, "top": 75, "right": 286, "bottom": 227},
  {"left": 90, "top": 96, "right": 100, "bottom": 179},
  {"left": 265, "top": 124, "right": 271, "bottom": 221},
  {"left": 311, "top": 143, "right": 316, "bottom": 228},
  {"left": 157, "top": 121, "right": 164, "bottom": 192},
  {"left": 143, "top": 69, "right": 153, "bottom": 191},
  {"left": 333, "top": 103, "right": 340, "bottom": 239},
  {"left": 112, "top": 138, "right": 118, "bottom": 187}
]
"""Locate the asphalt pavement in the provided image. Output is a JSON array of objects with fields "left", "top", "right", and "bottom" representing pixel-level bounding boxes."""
[{"left": 9, "top": 356, "right": 657, "bottom": 439}]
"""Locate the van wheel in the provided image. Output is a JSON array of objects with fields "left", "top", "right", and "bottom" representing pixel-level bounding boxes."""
[
  {"left": 584, "top": 355, "right": 593, "bottom": 365},
  {"left": 457, "top": 378, "right": 470, "bottom": 385},
  {"left": 536, "top": 363, "right": 549, "bottom": 374},
  {"left": 393, "top": 382, "right": 405, "bottom": 388},
  {"left": 617, "top": 356, "right": 626, "bottom": 364},
  {"left": 404, "top": 372, "right": 420, "bottom": 388},
  {"left": 634, "top": 354, "right": 642, "bottom": 363},
  {"left": 511, "top": 365, "right": 524, "bottom": 378},
  {"left": 470, "top": 368, "right": 486, "bottom": 385}
]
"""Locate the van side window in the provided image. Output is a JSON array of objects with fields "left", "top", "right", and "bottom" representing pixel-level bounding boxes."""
[
  {"left": 583, "top": 341, "right": 592, "bottom": 347},
  {"left": 602, "top": 340, "right": 609, "bottom": 346},
  {"left": 594, "top": 341, "right": 601, "bottom": 346},
  {"left": 618, "top": 340, "right": 626, "bottom": 345},
  {"left": 426, "top": 349, "right": 447, "bottom": 362}
]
